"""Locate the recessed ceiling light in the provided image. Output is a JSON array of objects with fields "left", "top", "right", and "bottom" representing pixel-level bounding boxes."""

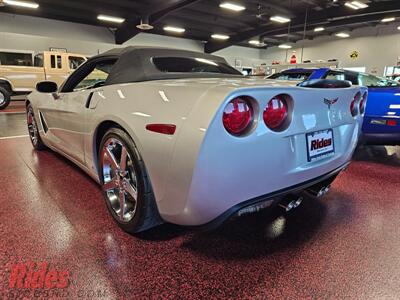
[
  {"left": 219, "top": 2, "right": 246, "bottom": 11},
  {"left": 270, "top": 15, "right": 291, "bottom": 23},
  {"left": 398, "top": 26, "right": 400, "bottom": 30},
  {"left": 335, "top": 32, "right": 350, "bottom": 38},
  {"left": 249, "top": 40, "right": 266, "bottom": 47},
  {"left": 97, "top": 15, "right": 125, "bottom": 23},
  {"left": 163, "top": 26, "right": 185, "bottom": 33},
  {"left": 314, "top": 27, "right": 325, "bottom": 32},
  {"left": 382, "top": 17, "right": 395, "bottom": 23},
  {"left": 3, "top": 0, "right": 39, "bottom": 9},
  {"left": 279, "top": 44, "right": 292, "bottom": 49},
  {"left": 344, "top": 1, "right": 368, "bottom": 10},
  {"left": 211, "top": 34, "right": 230, "bottom": 40}
]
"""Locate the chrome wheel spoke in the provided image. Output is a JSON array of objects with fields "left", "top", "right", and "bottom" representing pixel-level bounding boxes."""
[
  {"left": 119, "top": 189, "right": 126, "bottom": 219},
  {"left": 103, "top": 178, "right": 118, "bottom": 191},
  {"left": 102, "top": 137, "right": 138, "bottom": 223},
  {"left": 120, "top": 146, "right": 128, "bottom": 172},
  {"left": 104, "top": 147, "right": 120, "bottom": 171},
  {"left": 124, "top": 180, "right": 138, "bottom": 201}
]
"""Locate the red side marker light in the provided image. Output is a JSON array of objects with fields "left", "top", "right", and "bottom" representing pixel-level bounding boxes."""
[
  {"left": 146, "top": 124, "right": 176, "bottom": 135},
  {"left": 387, "top": 120, "right": 397, "bottom": 127}
]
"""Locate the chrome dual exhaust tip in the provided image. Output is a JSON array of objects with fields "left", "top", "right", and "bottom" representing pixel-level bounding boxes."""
[
  {"left": 307, "top": 185, "right": 331, "bottom": 198},
  {"left": 279, "top": 196, "right": 303, "bottom": 212}
]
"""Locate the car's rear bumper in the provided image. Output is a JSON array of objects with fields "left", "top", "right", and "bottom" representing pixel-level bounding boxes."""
[
  {"left": 360, "top": 132, "right": 400, "bottom": 146},
  {"left": 192, "top": 161, "right": 349, "bottom": 230}
]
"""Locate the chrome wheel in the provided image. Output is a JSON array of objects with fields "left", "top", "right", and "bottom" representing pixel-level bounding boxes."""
[
  {"left": 101, "top": 138, "right": 138, "bottom": 223},
  {"left": 0, "top": 91, "right": 5, "bottom": 106},
  {"left": 27, "top": 108, "right": 39, "bottom": 146}
]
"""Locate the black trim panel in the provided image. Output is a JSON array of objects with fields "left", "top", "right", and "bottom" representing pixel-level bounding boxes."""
[
  {"left": 360, "top": 133, "right": 400, "bottom": 146},
  {"left": 193, "top": 162, "right": 350, "bottom": 230}
]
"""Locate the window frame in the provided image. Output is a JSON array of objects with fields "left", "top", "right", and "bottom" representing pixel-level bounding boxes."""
[{"left": 60, "top": 56, "right": 118, "bottom": 93}]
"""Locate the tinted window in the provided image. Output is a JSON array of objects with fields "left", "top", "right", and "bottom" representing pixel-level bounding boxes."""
[
  {"left": 34, "top": 54, "right": 43, "bottom": 67},
  {"left": 50, "top": 55, "right": 56, "bottom": 68},
  {"left": 69, "top": 56, "right": 85, "bottom": 70},
  {"left": 0, "top": 52, "right": 32, "bottom": 66},
  {"left": 74, "top": 60, "right": 116, "bottom": 91},
  {"left": 57, "top": 55, "right": 62, "bottom": 68},
  {"left": 152, "top": 57, "right": 241, "bottom": 75},
  {"left": 268, "top": 72, "right": 311, "bottom": 81},
  {"left": 325, "top": 71, "right": 345, "bottom": 81},
  {"left": 358, "top": 73, "right": 399, "bottom": 87}
]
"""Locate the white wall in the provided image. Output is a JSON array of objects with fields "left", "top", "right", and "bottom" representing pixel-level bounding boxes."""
[
  {"left": 261, "top": 24, "right": 400, "bottom": 75},
  {"left": 215, "top": 46, "right": 265, "bottom": 68}
]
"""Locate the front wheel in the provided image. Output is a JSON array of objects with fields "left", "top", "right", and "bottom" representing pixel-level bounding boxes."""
[
  {"left": 99, "top": 128, "right": 162, "bottom": 233},
  {"left": 27, "top": 104, "right": 46, "bottom": 150},
  {"left": 0, "top": 86, "right": 11, "bottom": 110}
]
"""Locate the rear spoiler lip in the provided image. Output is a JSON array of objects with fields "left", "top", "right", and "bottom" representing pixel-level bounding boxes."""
[{"left": 297, "top": 79, "right": 352, "bottom": 88}]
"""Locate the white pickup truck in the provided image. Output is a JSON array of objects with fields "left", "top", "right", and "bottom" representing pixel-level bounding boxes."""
[{"left": 0, "top": 51, "right": 86, "bottom": 109}]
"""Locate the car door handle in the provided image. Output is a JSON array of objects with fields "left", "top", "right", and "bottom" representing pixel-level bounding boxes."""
[{"left": 85, "top": 92, "right": 94, "bottom": 109}]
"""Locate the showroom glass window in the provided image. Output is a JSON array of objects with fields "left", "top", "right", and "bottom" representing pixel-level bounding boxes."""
[
  {"left": 69, "top": 56, "right": 85, "bottom": 70},
  {"left": 152, "top": 57, "right": 242, "bottom": 75}
]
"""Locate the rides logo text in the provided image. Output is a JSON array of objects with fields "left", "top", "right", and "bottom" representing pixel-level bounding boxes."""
[{"left": 8, "top": 261, "right": 70, "bottom": 289}]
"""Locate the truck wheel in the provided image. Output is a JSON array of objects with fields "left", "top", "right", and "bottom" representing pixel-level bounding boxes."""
[{"left": 0, "top": 86, "right": 11, "bottom": 110}]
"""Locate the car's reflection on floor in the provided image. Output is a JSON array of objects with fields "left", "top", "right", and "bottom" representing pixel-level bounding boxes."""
[{"left": 353, "top": 145, "right": 400, "bottom": 166}]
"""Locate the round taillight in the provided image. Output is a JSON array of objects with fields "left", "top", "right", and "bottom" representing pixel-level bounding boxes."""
[
  {"left": 222, "top": 97, "right": 253, "bottom": 136},
  {"left": 359, "top": 92, "right": 367, "bottom": 115},
  {"left": 263, "top": 95, "right": 288, "bottom": 130},
  {"left": 350, "top": 92, "right": 361, "bottom": 117}
]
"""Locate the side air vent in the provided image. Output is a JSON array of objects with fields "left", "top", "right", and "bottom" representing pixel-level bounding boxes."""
[{"left": 39, "top": 111, "right": 49, "bottom": 133}]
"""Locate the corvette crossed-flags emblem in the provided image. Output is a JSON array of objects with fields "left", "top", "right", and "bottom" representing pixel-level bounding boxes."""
[{"left": 324, "top": 98, "right": 338, "bottom": 109}]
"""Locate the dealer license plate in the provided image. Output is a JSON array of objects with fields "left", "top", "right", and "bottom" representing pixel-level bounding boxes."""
[{"left": 306, "top": 129, "right": 335, "bottom": 162}]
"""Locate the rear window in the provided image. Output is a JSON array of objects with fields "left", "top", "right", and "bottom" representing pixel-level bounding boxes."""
[
  {"left": 268, "top": 72, "right": 311, "bottom": 81},
  {"left": 152, "top": 57, "right": 241, "bottom": 75}
]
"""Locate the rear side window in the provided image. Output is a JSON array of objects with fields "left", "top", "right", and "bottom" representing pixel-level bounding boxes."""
[
  {"left": 50, "top": 55, "right": 56, "bottom": 68},
  {"left": 268, "top": 72, "right": 311, "bottom": 81},
  {"left": 152, "top": 57, "right": 241, "bottom": 75},
  {"left": 0, "top": 52, "right": 32, "bottom": 66},
  {"left": 325, "top": 71, "right": 345, "bottom": 81},
  {"left": 34, "top": 54, "right": 43, "bottom": 67},
  {"left": 57, "top": 55, "right": 62, "bottom": 68}
]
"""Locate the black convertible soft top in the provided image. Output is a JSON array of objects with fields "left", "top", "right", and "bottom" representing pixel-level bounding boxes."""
[{"left": 89, "top": 46, "right": 242, "bottom": 85}]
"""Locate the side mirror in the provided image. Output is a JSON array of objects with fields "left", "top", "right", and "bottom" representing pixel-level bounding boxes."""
[{"left": 36, "top": 81, "right": 58, "bottom": 93}]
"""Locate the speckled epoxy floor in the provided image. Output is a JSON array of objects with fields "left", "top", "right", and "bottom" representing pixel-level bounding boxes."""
[{"left": 1, "top": 113, "right": 400, "bottom": 299}]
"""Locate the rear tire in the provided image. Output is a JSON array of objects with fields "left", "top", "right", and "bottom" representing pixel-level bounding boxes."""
[
  {"left": 98, "top": 128, "right": 163, "bottom": 233},
  {"left": 27, "top": 104, "right": 46, "bottom": 150},
  {"left": 0, "top": 86, "right": 11, "bottom": 110}
]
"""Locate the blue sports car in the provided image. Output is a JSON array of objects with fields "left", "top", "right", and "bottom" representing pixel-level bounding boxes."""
[{"left": 269, "top": 68, "right": 400, "bottom": 145}]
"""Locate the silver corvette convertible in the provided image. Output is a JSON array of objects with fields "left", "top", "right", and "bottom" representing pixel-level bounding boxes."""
[{"left": 26, "top": 46, "right": 367, "bottom": 233}]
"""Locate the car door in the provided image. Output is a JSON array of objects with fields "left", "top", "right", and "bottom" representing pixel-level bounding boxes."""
[{"left": 39, "top": 58, "right": 117, "bottom": 165}]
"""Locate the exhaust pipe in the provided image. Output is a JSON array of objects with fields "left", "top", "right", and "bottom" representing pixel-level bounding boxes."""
[
  {"left": 307, "top": 185, "right": 331, "bottom": 198},
  {"left": 279, "top": 196, "right": 303, "bottom": 212}
]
